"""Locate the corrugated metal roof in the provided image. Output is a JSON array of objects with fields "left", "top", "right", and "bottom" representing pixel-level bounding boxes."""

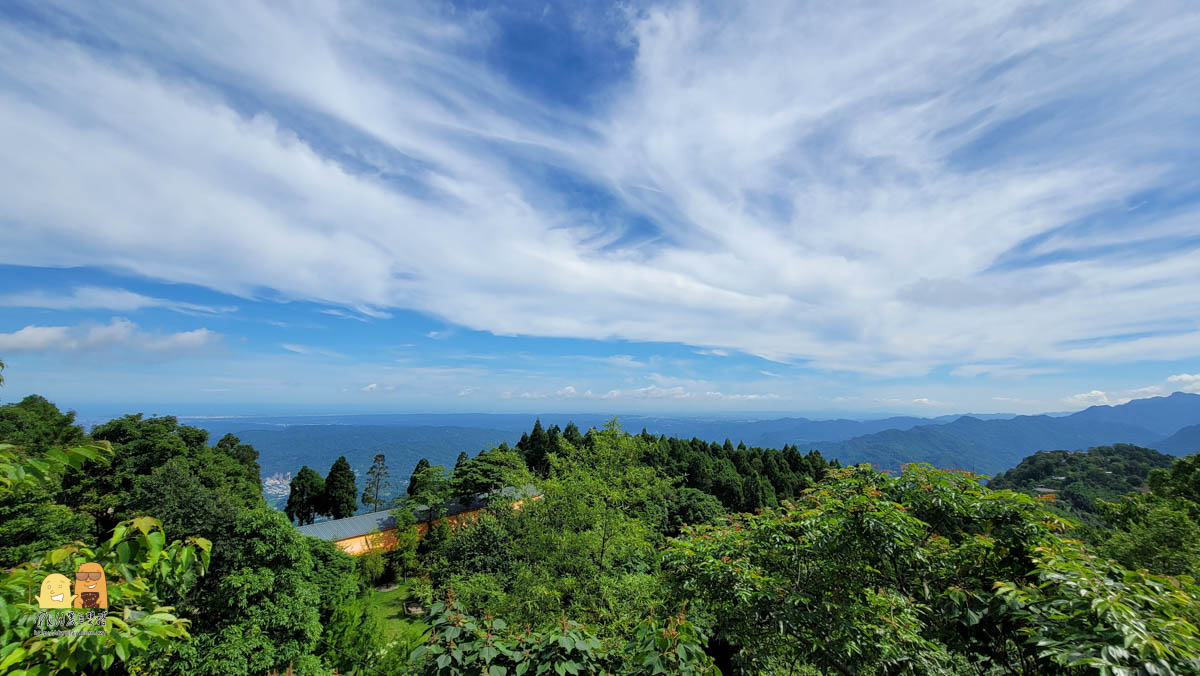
[
  {"left": 297, "top": 510, "right": 396, "bottom": 541},
  {"left": 295, "top": 484, "right": 540, "bottom": 542}
]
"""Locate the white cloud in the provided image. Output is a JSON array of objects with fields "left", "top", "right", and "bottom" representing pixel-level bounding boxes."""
[
  {"left": 360, "top": 383, "right": 378, "bottom": 392},
  {"left": 0, "top": 286, "right": 235, "bottom": 314},
  {"left": 0, "top": 318, "right": 220, "bottom": 354},
  {"left": 759, "top": 370, "right": 782, "bottom": 378},
  {"left": 1167, "top": 373, "right": 1200, "bottom": 393},
  {"left": 1064, "top": 390, "right": 1114, "bottom": 407},
  {"left": 704, "top": 391, "right": 780, "bottom": 401},
  {"left": 1064, "top": 384, "right": 1167, "bottom": 408},
  {"left": 602, "top": 355, "right": 646, "bottom": 369},
  {"left": 911, "top": 397, "right": 947, "bottom": 407},
  {"left": 1, "top": 3, "right": 1198, "bottom": 377},
  {"left": 281, "top": 343, "right": 346, "bottom": 359}
]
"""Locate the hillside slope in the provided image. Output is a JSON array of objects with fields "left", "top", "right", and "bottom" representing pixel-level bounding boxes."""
[
  {"left": 1156, "top": 423, "right": 1200, "bottom": 455},
  {"left": 987, "top": 443, "right": 1175, "bottom": 514},
  {"left": 814, "top": 415, "right": 1162, "bottom": 475},
  {"left": 1069, "top": 391, "right": 1200, "bottom": 436}
]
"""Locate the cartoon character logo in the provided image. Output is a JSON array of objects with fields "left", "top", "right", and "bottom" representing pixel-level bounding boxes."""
[
  {"left": 36, "top": 573, "right": 75, "bottom": 608},
  {"left": 72, "top": 562, "right": 108, "bottom": 609}
]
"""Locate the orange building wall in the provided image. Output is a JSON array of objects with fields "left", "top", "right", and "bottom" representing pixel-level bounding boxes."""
[{"left": 330, "top": 496, "right": 541, "bottom": 556}]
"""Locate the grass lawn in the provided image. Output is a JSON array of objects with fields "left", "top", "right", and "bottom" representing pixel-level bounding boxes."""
[{"left": 367, "top": 581, "right": 427, "bottom": 645}]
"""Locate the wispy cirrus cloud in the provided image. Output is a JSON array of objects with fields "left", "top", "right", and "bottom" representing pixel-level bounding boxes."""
[
  {"left": 0, "top": 1, "right": 1197, "bottom": 383},
  {"left": 281, "top": 343, "right": 345, "bottom": 359},
  {"left": 0, "top": 286, "right": 235, "bottom": 315}
]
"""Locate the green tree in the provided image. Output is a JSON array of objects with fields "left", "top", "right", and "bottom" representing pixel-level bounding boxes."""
[
  {"left": 0, "top": 442, "right": 212, "bottom": 675},
  {"left": 285, "top": 466, "right": 326, "bottom": 526},
  {"left": 519, "top": 418, "right": 553, "bottom": 476},
  {"left": 665, "top": 464, "right": 1074, "bottom": 673},
  {"left": 440, "top": 419, "right": 672, "bottom": 634},
  {"left": 162, "top": 508, "right": 325, "bottom": 675},
  {"left": 63, "top": 414, "right": 216, "bottom": 537},
  {"left": 995, "top": 538, "right": 1200, "bottom": 673},
  {"left": 449, "top": 445, "right": 530, "bottom": 506},
  {"left": 407, "top": 463, "right": 451, "bottom": 525},
  {"left": 323, "top": 455, "right": 358, "bottom": 519},
  {"left": 407, "top": 457, "right": 431, "bottom": 496},
  {"left": 0, "top": 396, "right": 94, "bottom": 568},
  {"left": 386, "top": 508, "right": 421, "bottom": 582},
  {"left": 361, "top": 453, "right": 390, "bottom": 512}
]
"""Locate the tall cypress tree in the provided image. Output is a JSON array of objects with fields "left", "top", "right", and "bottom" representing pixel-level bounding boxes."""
[
  {"left": 323, "top": 456, "right": 358, "bottom": 519},
  {"left": 408, "top": 458, "right": 431, "bottom": 496},
  {"left": 361, "top": 453, "right": 390, "bottom": 512},
  {"left": 284, "top": 466, "right": 325, "bottom": 526},
  {"left": 525, "top": 419, "right": 552, "bottom": 476},
  {"left": 563, "top": 421, "right": 584, "bottom": 447}
]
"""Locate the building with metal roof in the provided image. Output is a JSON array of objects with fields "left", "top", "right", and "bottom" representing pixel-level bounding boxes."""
[{"left": 295, "top": 484, "right": 540, "bottom": 555}]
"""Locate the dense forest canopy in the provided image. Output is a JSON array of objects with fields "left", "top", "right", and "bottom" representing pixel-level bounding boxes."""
[
  {"left": 2, "top": 390, "right": 1199, "bottom": 674},
  {"left": 987, "top": 444, "right": 1176, "bottom": 516}
]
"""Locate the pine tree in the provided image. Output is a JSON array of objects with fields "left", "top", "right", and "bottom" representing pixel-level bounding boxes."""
[
  {"left": 563, "top": 421, "right": 584, "bottom": 447},
  {"left": 408, "top": 458, "right": 431, "bottom": 496},
  {"left": 525, "top": 419, "right": 552, "bottom": 476},
  {"left": 454, "top": 451, "right": 470, "bottom": 471},
  {"left": 361, "top": 453, "right": 390, "bottom": 512},
  {"left": 284, "top": 466, "right": 325, "bottom": 525},
  {"left": 324, "top": 456, "right": 358, "bottom": 519}
]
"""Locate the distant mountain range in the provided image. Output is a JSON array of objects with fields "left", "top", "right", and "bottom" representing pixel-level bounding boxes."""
[
  {"left": 812, "top": 392, "right": 1200, "bottom": 474},
  {"left": 182, "top": 391, "right": 1200, "bottom": 504}
]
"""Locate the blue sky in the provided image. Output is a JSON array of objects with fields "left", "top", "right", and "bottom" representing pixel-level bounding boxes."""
[{"left": 1, "top": 1, "right": 1199, "bottom": 418}]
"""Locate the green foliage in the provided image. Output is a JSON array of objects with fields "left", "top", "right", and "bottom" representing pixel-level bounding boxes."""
[
  {"left": 409, "top": 594, "right": 718, "bottom": 676},
  {"left": 285, "top": 466, "right": 326, "bottom": 526},
  {"left": 434, "top": 422, "right": 672, "bottom": 637},
  {"left": 516, "top": 419, "right": 555, "bottom": 476},
  {"left": 323, "top": 455, "right": 358, "bottom": 519},
  {"left": 988, "top": 444, "right": 1174, "bottom": 518},
  {"left": 0, "top": 441, "right": 110, "bottom": 495},
  {"left": 1089, "top": 452, "right": 1200, "bottom": 575},
  {"left": 450, "top": 445, "right": 531, "bottom": 506},
  {"left": 386, "top": 508, "right": 421, "bottom": 582},
  {"left": 162, "top": 508, "right": 325, "bottom": 675},
  {"left": 359, "top": 549, "right": 387, "bottom": 586},
  {"left": 62, "top": 415, "right": 262, "bottom": 538},
  {"left": 665, "top": 464, "right": 1070, "bottom": 673},
  {"left": 995, "top": 538, "right": 1200, "bottom": 674},
  {"left": 408, "top": 463, "right": 452, "bottom": 525},
  {"left": 1095, "top": 494, "right": 1200, "bottom": 575},
  {"left": 0, "top": 396, "right": 87, "bottom": 456},
  {"left": 0, "top": 474, "right": 210, "bottom": 676},
  {"left": 662, "top": 487, "right": 725, "bottom": 536},
  {"left": 362, "top": 453, "right": 390, "bottom": 512},
  {"left": 409, "top": 458, "right": 432, "bottom": 496},
  {"left": 0, "top": 437, "right": 108, "bottom": 568},
  {"left": 1148, "top": 452, "right": 1200, "bottom": 504}
]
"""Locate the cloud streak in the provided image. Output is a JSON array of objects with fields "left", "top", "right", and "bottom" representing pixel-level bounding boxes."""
[
  {"left": 0, "top": 286, "right": 235, "bottom": 315},
  {"left": 0, "top": 318, "right": 220, "bottom": 355},
  {"left": 0, "top": 1, "right": 1197, "bottom": 380}
]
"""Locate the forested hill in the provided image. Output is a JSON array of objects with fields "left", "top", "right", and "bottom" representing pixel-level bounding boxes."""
[
  {"left": 812, "top": 392, "right": 1200, "bottom": 474},
  {"left": 1157, "top": 423, "right": 1200, "bottom": 455},
  {"left": 987, "top": 444, "right": 1176, "bottom": 515}
]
